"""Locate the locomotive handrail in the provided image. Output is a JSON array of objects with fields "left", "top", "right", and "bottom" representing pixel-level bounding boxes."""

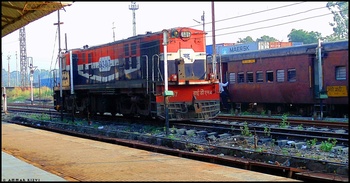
[
  {"left": 142, "top": 55, "right": 149, "bottom": 94},
  {"left": 152, "top": 54, "right": 159, "bottom": 93},
  {"left": 158, "top": 56, "right": 163, "bottom": 82}
]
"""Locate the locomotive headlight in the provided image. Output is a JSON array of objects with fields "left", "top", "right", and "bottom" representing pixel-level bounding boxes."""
[
  {"left": 170, "top": 74, "right": 178, "bottom": 82},
  {"left": 170, "top": 29, "right": 179, "bottom": 38}
]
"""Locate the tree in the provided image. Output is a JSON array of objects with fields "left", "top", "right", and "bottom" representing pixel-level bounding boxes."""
[
  {"left": 237, "top": 36, "right": 254, "bottom": 43},
  {"left": 256, "top": 35, "right": 278, "bottom": 42},
  {"left": 326, "top": 1, "right": 348, "bottom": 41},
  {"left": 287, "top": 29, "right": 322, "bottom": 44}
]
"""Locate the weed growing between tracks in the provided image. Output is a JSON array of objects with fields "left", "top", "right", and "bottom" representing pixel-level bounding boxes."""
[{"left": 2, "top": 113, "right": 348, "bottom": 176}]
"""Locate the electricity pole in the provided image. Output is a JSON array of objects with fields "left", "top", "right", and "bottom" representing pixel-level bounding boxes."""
[
  {"left": 211, "top": 1, "right": 217, "bottom": 77},
  {"left": 29, "top": 61, "right": 37, "bottom": 105},
  {"left": 54, "top": 10, "right": 64, "bottom": 121},
  {"left": 19, "top": 27, "right": 28, "bottom": 88},
  {"left": 16, "top": 51, "right": 18, "bottom": 87},
  {"left": 112, "top": 22, "right": 116, "bottom": 41},
  {"left": 193, "top": 11, "right": 205, "bottom": 32},
  {"left": 7, "top": 54, "right": 10, "bottom": 87}
]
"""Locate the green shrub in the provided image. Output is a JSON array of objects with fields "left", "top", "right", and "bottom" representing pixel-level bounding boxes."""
[
  {"left": 307, "top": 138, "right": 317, "bottom": 148},
  {"left": 279, "top": 113, "right": 290, "bottom": 128},
  {"left": 264, "top": 126, "right": 271, "bottom": 136},
  {"left": 320, "top": 138, "right": 337, "bottom": 152},
  {"left": 240, "top": 121, "right": 252, "bottom": 136}
]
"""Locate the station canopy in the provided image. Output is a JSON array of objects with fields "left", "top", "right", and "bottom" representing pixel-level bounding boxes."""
[{"left": 2, "top": 1, "right": 73, "bottom": 38}]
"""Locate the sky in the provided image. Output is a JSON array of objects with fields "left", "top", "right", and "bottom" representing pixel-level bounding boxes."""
[{"left": 2, "top": 1, "right": 335, "bottom": 71}]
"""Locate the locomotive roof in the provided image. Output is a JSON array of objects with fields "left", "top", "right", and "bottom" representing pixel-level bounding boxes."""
[
  {"left": 221, "top": 40, "right": 348, "bottom": 62},
  {"left": 67, "top": 27, "right": 200, "bottom": 52}
]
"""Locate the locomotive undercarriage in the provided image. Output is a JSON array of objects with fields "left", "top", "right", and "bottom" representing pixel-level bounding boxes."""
[
  {"left": 157, "top": 100, "right": 220, "bottom": 121},
  {"left": 73, "top": 92, "right": 152, "bottom": 118},
  {"left": 58, "top": 89, "right": 221, "bottom": 121}
]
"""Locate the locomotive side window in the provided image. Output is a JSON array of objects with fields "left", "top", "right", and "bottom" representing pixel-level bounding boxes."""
[
  {"left": 124, "top": 44, "right": 130, "bottom": 70},
  {"left": 125, "top": 58, "right": 130, "bottom": 70},
  {"left": 82, "top": 53, "right": 86, "bottom": 72},
  {"left": 287, "top": 69, "right": 296, "bottom": 82},
  {"left": 124, "top": 44, "right": 129, "bottom": 56},
  {"left": 335, "top": 66, "right": 346, "bottom": 80},
  {"left": 82, "top": 53, "right": 86, "bottom": 64},
  {"left": 246, "top": 72, "right": 254, "bottom": 83},
  {"left": 276, "top": 69, "right": 284, "bottom": 82},
  {"left": 88, "top": 53, "right": 92, "bottom": 64},
  {"left": 238, "top": 72, "right": 244, "bottom": 83},
  {"left": 131, "top": 43, "right": 137, "bottom": 55},
  {"left": 131, "top": 56, "right": 137, "bottom": 68},
  {"left": 256, "top": 71, "right": 263, "bottom": 83},
  {"left": 229, "top": 72, "right": 236, "bottom": 83},
  {"left": 266, "top": 71, "right": 274, "bottom": 82}
]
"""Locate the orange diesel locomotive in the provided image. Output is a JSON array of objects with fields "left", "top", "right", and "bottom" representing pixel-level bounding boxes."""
[{"left": 54, "top": 27, "right": 220, "bottom": 121}]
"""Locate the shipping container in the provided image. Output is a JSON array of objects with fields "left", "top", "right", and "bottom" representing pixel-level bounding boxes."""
[
  {"left": 292, "top": 42, "right": 303, "bottom": 46},
  {"left": 269, "top": 42, "right": 293, "bottom": 48},
  {"left": 206, "top": 43, "right": 235, "bottom": 55},
  {"left": 217, "top": 41, "right": 269, "bottom": 55},
  {"left": 258, "top": 41, "right": 270, "bottom": 50}
]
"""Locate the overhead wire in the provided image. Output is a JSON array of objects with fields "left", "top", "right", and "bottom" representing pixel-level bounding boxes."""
[
  {"left": 185, "top": 2, "right": 339, "bottom": 40},
  {"left": 192, "top": 1, "right": 307, "bottom": 29},
  {"left": 212, "top": 12, "right": 335, "bottom": 38},
  {"left": 212, "top": 6, "right": 327, "bottom": 32}
]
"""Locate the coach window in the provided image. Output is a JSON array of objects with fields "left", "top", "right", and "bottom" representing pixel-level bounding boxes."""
[
  {"left": 256, "top": 71, "right": 263, "bottom": 83},
  {"left": 246, "top": 72, "right": 254, "bottom": 83},
  {"left": 238, "top": 72, "right": 244, "bottom": 83},
  {"left": 266, "top": 70, "right": 274, "bottom": 82},
  {"left": 335, "top": 66, "right": 346, "bottom": 80},
  {"left": 287, "top": 68, "right": 296, "bottom": 82},
  {"left": 276, "top": 69, "right": 284, "bottom": 82},
  {"left": 229, "top": 72, "right": 236, "bottom": 83}
]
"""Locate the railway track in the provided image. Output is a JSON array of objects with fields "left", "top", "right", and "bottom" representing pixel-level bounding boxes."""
[
  {"left": 215, "top": 115, "right": 349, "bottom": 129},
  {"left": 3, "top": 104, "right": 349, "bottom": 182}
]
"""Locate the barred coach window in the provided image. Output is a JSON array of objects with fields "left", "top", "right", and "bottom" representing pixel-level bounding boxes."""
[
  {"left": 335, "top": 66, "right": 346, "bottom": 80},
  {"left": 238, "top": 72, "right": 244, "bottom": 83},
  {"left": 256, "top": 71, "right": 263, "bottom": 83},
  {"left": 266, "top": 70, "right": 274, "bottom": 83},
  {"left": 287, "top": 68, "right": 296, "bottom": 82},
  {"left": 229, "top": 72, "right": 236, "bottom": 83},
  {"left": 246, "top": 72, "right": 254, "bottom": 83},
  {"left": 277, "top": 69, "right": 285, "bottom": 82}
]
